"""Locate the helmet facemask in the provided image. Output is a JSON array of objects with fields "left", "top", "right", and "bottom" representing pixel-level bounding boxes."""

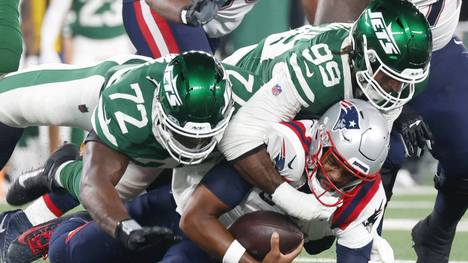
[
  {"left": 153, "top": 104, "right": 232, "bottom": 165},
  {"left": 353, "top": 35, "right": 428, "bottom": 111},
  {"left": 152, "top": 51, "right": 234, "bottom": 165},
  {"left": 305, "top": 99, "right": 390, "bottom": 207},
  {"left": 305, "top": 130, "right": 376, "bottom": 207}
]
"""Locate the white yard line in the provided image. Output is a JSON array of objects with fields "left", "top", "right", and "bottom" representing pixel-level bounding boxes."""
[
  {"left": 383, "top": 219, "right": 468, "bottom": 232},
  {"left": 295, "top": 258, "right": 468, "bottom": 263},
  {"left": 393, "top": 186, "right": 436, "bottom": 195},
  {"left": 387, "top": 201, "right": 434, "bottom": 209}
]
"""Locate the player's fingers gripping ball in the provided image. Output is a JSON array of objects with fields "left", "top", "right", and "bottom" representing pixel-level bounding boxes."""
[{"left": 228, "top": 211, "right": 303, "bottom": 260}]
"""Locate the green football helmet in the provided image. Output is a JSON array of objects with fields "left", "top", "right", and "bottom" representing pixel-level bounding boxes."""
[
  {"left": 152, "top": 51, "right": 234, "bottom": 165},
  {"left": 351, "top": 0, "right": 432, "bottom": 111}
]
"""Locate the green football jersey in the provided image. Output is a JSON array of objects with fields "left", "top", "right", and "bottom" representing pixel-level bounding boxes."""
[
  {"left": 92, "top": 57, "right": 172, "bottom": 167},
  {"left": 67, "top": 0, "right": 125, "bottom": 39},
  {"left": 235, "top": 23, "right": 355, "bottom": 116},
  {"left": 91, "top": 56, "right": 260, "bottom": 167}
]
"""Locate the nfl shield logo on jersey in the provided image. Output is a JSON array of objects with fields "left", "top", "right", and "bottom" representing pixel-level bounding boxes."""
[
  {"left": 272, "top": 84, "right": 282, "bottom": 96},
  {"left": 333, "top": 100, "right": 360, "bottom": 131}
]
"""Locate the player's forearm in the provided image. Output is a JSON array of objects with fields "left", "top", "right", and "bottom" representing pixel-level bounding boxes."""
[
  {"left": 233, "top": 146, "right": 285, "bottom": 194},
  {"left": 180, "top": 185, "right": 259, "bottom": 263},
  {"left": 180, "top": 211, "right": 258, "bottom": 263},
  {"left": 80, "top": 142, "right": 130, "bottom": 237},
  {"left": 145, "top": 0, "right": 190, "bottom": 23},
  {"left": 80, "top": 177, "right": 128, "bottom": 236}
]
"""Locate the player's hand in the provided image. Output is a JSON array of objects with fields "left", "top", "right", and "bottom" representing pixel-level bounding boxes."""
[
  {"left": 181, "top": 0, "right": 227, "bottom": 26},
  {"left": 393, "top": 105, "right": 433, "bottom": 158},
  {"left": 115, "top": 219, "right": 181, "bottom": 251},
  {"left": 272, "top": 182, "right": 338, "bottom": 221},
  {"left": 262, "top": 232, "right": 303, "bottom": 263}
]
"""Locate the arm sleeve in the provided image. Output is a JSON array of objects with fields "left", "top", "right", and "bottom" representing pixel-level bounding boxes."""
[
  {"left": 265, "top": 120, "right": 316, "bottom": 187},
  {"left": 336, "top": 241, "right": 372, "bottom": 263},
  {"left": 218, "top": 63, "right": 304, "bottom": 161},
  {"left": 202, "top": 0, "right": 258, "bottom": 38},
  {"left": 201, "top": 160, "right": 253, "bottom": 208},
  {"left": 40, "top": 0, "right": 73, "bottom": 63}
]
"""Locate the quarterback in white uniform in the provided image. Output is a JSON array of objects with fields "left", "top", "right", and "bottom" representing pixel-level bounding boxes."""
[{"left": 178, "top": 99, "right": 393, "bottom": 263}]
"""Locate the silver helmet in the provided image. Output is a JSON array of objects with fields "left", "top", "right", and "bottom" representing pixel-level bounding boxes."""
[{"left": 306, "top": 99, "right": 390, "bottom": 206}]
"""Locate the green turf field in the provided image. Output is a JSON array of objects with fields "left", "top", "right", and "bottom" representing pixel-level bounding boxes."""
[{"left": 1, "top": 187, "right": 467, "bottom": 262}]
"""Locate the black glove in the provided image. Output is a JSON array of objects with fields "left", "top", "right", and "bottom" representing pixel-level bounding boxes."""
[
  {"left": 181, "top": 0, "right": 228, "bottom": 26},
  {"left": 115, "top": 219, "right": 181, "bottom": 251},
  {"left": 393, "top": 105, "right": 433, "bottom": 158}
]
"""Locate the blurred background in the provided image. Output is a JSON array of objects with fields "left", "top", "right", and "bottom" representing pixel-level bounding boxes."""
[{"left": 1, "top": 0, "right": 468, "bottom": 262}]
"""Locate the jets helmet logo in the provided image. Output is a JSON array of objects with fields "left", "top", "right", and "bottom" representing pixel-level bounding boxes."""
[
  {"left": 368, "top": 11, "right": 401, "bottom": 55},
  {"left": 333, "top": 100, "right": 360, "bottom": 131},
  {"left": 162, "top": 65, "right": 183, "bottom": 107}
]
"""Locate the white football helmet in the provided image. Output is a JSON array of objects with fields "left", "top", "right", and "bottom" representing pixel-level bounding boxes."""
[{"left": 306, "top": 99, "right": 390, "bottom": 206}]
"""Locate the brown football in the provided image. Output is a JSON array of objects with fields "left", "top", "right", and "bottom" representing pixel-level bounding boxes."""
[{"left": 228, "top": 211, "right": 304, "bottom": 260}]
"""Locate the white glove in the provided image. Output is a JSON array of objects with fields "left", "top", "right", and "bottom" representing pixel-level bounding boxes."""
[
  {"left": 369, "top": 235, "right": 395, "bottom": 263},
  {"left": 271, "top": 182, "right": 337, "bottom": 221}
]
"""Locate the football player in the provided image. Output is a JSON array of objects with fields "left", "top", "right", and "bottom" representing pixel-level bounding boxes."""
[
  {"left": 215, "top": 0, "right": 432, "bottom": 221},
  {"left": 0, "top": 51, "right": 236, "bottom": 258},
  {"left": 312, "top": 0, "right": 467, "bottom": 262},
  {"left": 178, "top": 99, "right": 391, "bottom": 263},
  {"left": 0, "top": 0, "right": 432, "bottom": 255},
  {"left": 123, "top": 0, "right": 257, "bottom": 57},
  {"left": 41, "top": 0, "right": 132, "bottom": 65},
  {"left": 6, "top": 99, "right": 390, "bottom": 263}
]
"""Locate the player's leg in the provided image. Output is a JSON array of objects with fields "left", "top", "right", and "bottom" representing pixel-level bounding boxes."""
[
  {"left": 409, "top": 37, "right": 468, "bottom": 262},
  {"left": 412, "top": 181, "right": 468, "bottom": 263},
  {"left": 0, "top": 0, "right": 22, "bottom": 74},
  {"left": 24, "top": 192, "right": 80, "bottom": 225},
  {"left": 8, "top": 144, "right": 163, "bottom": 205},
  {"left": 48, "top": 216, "right": 151, "bottom": 263},
  {"left": 0, "top": 209, "right": 31, "bottom": 263},
  {"left": 160, "top": 239, "right": 211, "bottom": 263},
  {"left": 47, "top": 184, "right": 181, "bottom": 263},
  {"left": 0, "top": 0, "right": 24, "bottom": 169},
  {"left": 122, "top": 0, "right": 213, "bottom": 58},
  {"left": 0, "top": 63, "right": 112, "bottom": 131},
  {"left": 0, "top": 122, "right": 24, "bottom": 169},
  {"left": 6, "top": 143, "right": 81, "bottom": 205},
  {"left": 5, "top": 212, "right": 86, "bottom": 263}
]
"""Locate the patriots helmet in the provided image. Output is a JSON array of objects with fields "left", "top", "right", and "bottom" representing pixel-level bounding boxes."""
[
  {"left": 152, "top": 51, "right": 234, "bottom": 165},
  {"left": 306, "top": 99, "right": 390, "bottom": 206},
  {"left": 351, "top": 0, "right": 432, "bottom": 111}
]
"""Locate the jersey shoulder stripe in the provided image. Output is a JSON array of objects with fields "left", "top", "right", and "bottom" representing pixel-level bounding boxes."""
[
  {"left": 281, "top": 121, "right": 312, "bottom": 152},
  {"left": 331, "top": 175, "right": 381, "bottom": 230}
]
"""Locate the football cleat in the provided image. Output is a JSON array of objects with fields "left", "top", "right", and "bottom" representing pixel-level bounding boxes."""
[
  {"left": 6, "top": 143, "right": 80, "bottom": 206},
  {"left": 0, "top": 210, "right": 33, "bottom": 263},
  {"left": 5, "top": 212, "right": 88, "bottom": 263}
]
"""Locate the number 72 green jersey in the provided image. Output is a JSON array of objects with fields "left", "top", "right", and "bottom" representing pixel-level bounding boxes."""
[{"left": 91, "top": 55, "right": 263, "bottom": 167}]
